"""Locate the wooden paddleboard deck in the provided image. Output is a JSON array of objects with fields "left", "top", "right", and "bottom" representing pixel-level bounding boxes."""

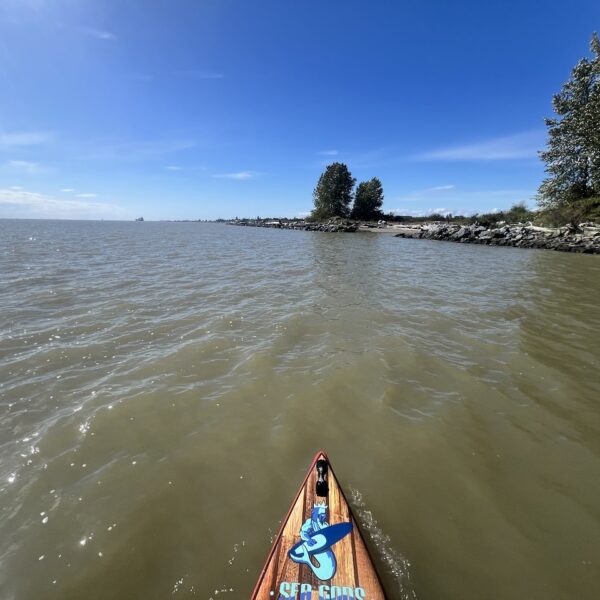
[{"left": 251, "top": 451, "right": 387, "bottom": 599}]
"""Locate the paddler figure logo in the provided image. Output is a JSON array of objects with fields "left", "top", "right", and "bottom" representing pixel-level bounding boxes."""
[{"left": 287, "top": 502, "right": 352, "bottom": 581}]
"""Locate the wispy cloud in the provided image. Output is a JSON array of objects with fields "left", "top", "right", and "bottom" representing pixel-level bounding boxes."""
[
  {"left": 165, "top": 164, "right": 210, "bottom": 173},
  {"left": 0, "top": 187, "right": 124, "bottom": 219},
  {"left": 392, "top": 184, "right": 456, "bottom": 203},
  {"left": 80, "top": 138, "right": 196, "bottom": 161},
  {"left": 79, "top": 27, "right": 116, "bottom": 41},
  {"left": 0, "top": 131, "right": 53, "bottom": 147},
  {"left": 428, "top": 184, "right": 455, "bottom": 191},
  {"left": 174, "top": 70, "right": 224, "bottom": 79},
  {"left": 416, "top": 131, "right": 545, "bottom": 161},
  {"left": 60, "top": 188, "right": 74, "bottom": 192},
  {"left": 75, "top": 193, "right": 97, "bottom": 198},
  {"left": 2, "top": 160, "right": 49, "bottom": 174},
  {"left": 315, "top": 146, "right": 393, "bottom": 169},
  {"left": 212, "top": 170, "right": 257, "bottom": 180}
]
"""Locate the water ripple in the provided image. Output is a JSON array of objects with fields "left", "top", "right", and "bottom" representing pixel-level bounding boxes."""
[{"left": 1, "top": 221, "right": 599, "bottom": 599}]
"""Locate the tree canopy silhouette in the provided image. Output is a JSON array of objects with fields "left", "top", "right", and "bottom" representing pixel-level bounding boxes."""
[
  {"left": 538, "top": 33, "right": 600, "bottom": 219},
  {"left": 311, "top": 163, "right": 356, "bottom": 219},
  {"left": 351, "top": 177, "right": 384, "bottom": 220}
]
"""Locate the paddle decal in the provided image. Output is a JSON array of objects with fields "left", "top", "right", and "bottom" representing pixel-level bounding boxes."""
[{"left": 287, "top": 502, "right": 352, "bottom": 581}]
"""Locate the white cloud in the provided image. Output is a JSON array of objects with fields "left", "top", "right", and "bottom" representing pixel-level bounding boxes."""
[
  {"left": 165, "top": 165, "right": 182, "bottom": 171},
  {"left": 3, "top": 0, "right": 49, "bottom": 14},
  {"left": 390, "top": 207, "right": 453, "bottom": 217},
  {"left": 2, "top": 160, "right": 49, "bottom": 174},
  {"left": 212, "top": 170, "right": 257, "bottom": 180},
  {"left": 416, "top": 131, "right": 545, "bottom": 161},
  {"left": 0, "top": 187, "right": 124, "bottom": 219},
  {"left": 0, "top": 131, "right": 52, "bottom": 147},
  {"left": 428, "top": 185, "right": 455, "bottom": 191},
  {"left": 390, "top": 188, "right": 535, "bottom": 217},
  {"left": 11, "top": 185, "right": 23, "bottom": 190},
  {"left": 79, "top": 27, "right": 116, "bottom": 40},
  {"left": 60, "top": 188, "right": 74, "bottom": 192},
  {"left": 315, "top": 146, "right": 391, "bottom": 169},
  {"left": 392, "top": 184, "right": 456, "bottom": 203},
  {"left": 75, "top": 193, "right": 97, "bottom": 198},
  {"left": 80, "top": 138, "right": 196, "bottom": 160},
  {"left": 318, "top": 150, "right": 339, "bottom": 156}
]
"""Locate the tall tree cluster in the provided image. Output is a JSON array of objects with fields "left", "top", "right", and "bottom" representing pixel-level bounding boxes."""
[
  {"left": 352, "top": 178, "right": 384, "bottom": 220},
  {"left": 312, "top": 162, "right": 356, "bottom": 219},
  {"left": 311, "top": 163, "right": 384, "bottom": 220},
  {"left": 538, "top": 33, "right": 600, "bottom": 212}
]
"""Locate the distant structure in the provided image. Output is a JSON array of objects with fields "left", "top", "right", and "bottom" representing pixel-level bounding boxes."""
[{"left": 135, "top": 217, "right": 144, "bottom": 222}]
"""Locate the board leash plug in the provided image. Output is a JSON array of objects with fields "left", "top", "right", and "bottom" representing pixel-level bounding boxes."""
[{"left": 316, "top": 458, "right": 329, "bottom": 497}]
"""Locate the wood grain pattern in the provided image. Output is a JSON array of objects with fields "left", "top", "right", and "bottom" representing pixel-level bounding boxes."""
[{"left": 251, "top": 452, "right": 387, "bottom": 599}]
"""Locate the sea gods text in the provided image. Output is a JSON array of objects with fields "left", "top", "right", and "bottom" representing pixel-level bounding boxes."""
[{"left": 278, "top": 581, "right": 366, "bottom": 599}]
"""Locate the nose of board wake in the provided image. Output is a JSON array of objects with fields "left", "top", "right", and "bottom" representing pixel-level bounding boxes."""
[{"left": 250, "top": 451, "right": 387, "bottom": 599}]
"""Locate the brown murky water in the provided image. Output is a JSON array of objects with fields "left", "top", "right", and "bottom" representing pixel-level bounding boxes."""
[{"left": 1, "top": 220, "right": 599, "bottom": 600}]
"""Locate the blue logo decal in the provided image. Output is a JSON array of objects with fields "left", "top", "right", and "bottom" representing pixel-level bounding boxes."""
[{"left": 287, "top": 503, "right": 352, "bottom": 581}]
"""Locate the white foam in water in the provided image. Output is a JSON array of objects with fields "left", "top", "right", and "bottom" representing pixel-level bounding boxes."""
[{"left": 349, "top": 488, "right": 418, "bottom": 600}]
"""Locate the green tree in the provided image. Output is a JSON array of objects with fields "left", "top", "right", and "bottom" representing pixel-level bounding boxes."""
[
  {"left": 311, "top": 163, "right": 356, "bottom": 219},
  {"left": 351, "top": 177, "right": 384, "bottom": 220},
  {"left": 538, "top": 33, "right": 600, "bottom": 215},
  {"left": 506, "top": 202, "right": 534, "bottom": 223}
]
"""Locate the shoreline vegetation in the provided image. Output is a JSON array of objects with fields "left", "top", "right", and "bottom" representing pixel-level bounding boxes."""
[{"left": 224, "top": 33, "right": 600, "bottom": 255}]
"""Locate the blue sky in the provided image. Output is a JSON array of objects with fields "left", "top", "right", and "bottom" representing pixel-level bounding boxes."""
[{"left": 0, "top": 0, "right": 598, "bottom": 220}]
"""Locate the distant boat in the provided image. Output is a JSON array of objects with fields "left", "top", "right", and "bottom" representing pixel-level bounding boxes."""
[{"left": 135, "top": 217, "right": 144, "bottom": 222}]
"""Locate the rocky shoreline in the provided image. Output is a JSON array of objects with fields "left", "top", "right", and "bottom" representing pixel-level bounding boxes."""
[
  {"left": 227, "top": 218, "right": 358, "bottom": 232},
  {"left": 227, "top": 218, "right": 600, "bottom": 253},
  {"left": 392, "top": 222, "right": 600, "bottom": 254}
]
